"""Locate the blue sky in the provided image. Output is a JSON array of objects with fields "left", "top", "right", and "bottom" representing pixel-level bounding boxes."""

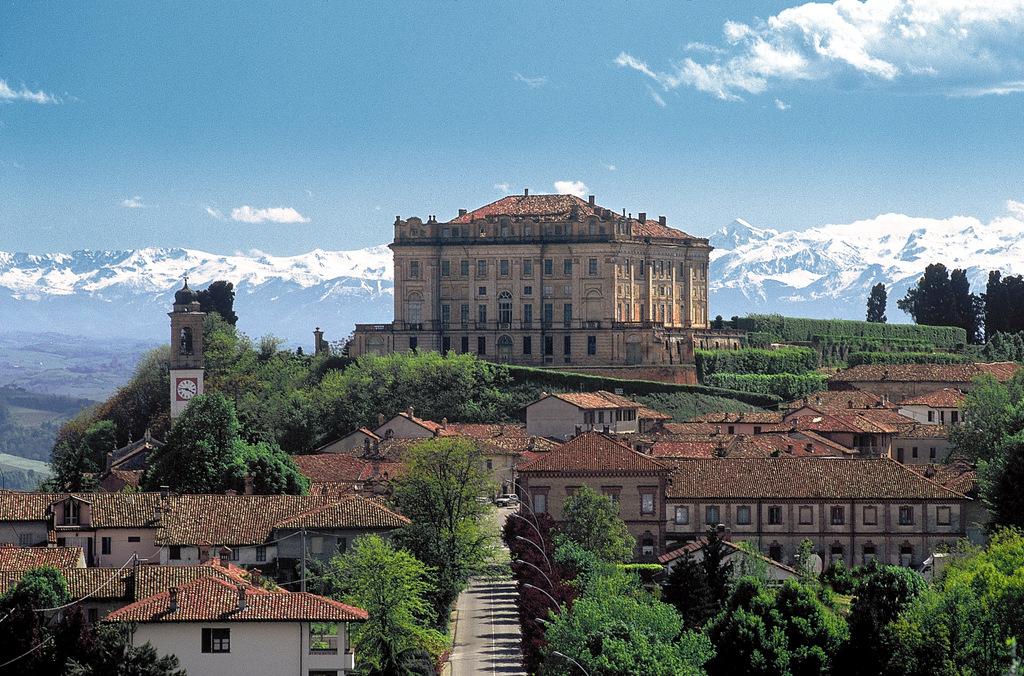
[{"left": 1, "top": 1, "right": 1023, "bottom": 255}]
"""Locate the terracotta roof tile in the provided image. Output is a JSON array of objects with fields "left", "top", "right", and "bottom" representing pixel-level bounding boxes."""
[
  {"left": 900, "top": 388, "right": 966, "bottom": 407},
  {"left": 831, "top": 362, "right": 1019, "bottom": 384},
  {"left": 782, "top": 391, "right": 889, "bottom": 411},
  {"left": 545, "top": 390, "right": 639, "bottom": 410},
  {"left": 518, "top": 432, "right": 669, "bottom": 474},
  {"left": 274, "top": 496, "right": 410, "bottom": 529},
  {"left": 105, "top": 576, "right": 367, "bottom": 623},
  {"left": 906, "top": 461, "right": 977, "bottom": 495},
  {"left": 895, "top": 423, "right": 950, "bottom": 440},
  {"left": 448, "top": 194, "right": 696, "bottom": 240},
  {"left": 666, "top": 457, "right": 967, "bottom": 500},
  {"left": 692, "top": 411, "right": 786, "bottom": 424},
  {"left": 0, "top": 545, "right": 85, "bottom": 571},
  {"left": 637, "top": 406, "right": 672, "bottom": 421}
]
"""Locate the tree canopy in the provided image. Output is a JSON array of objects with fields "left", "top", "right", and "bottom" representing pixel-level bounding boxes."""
[
  {"left": 554, "top": 486, "right": 635, "bottom": 564},
  {"left": 866, "top": 282, "right": 887, "bottom": 323}
]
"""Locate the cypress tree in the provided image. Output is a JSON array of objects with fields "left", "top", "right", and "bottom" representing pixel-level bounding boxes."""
[{"left": 866, "top": 283, "right": 887, "bottom": 323}]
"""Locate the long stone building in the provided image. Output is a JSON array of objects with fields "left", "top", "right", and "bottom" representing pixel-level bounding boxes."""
[{"left": 350, "top": 192, "right": 740, "bottom": 376}]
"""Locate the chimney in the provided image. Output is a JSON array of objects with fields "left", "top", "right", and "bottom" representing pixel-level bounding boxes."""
[
  {"left": 160, "top": 485, "right": 170, "bottom": 500},
  {"left": 458, "top": 208, "right": 467, "bottom": 217},
  {"left": 377, "top": 414, "right": 385, "bottom": 426},
  {"left": 638, "top": 212, "right": 647, "bottom": 223},
  {"left": 602, "top": 424, "right": 610, "bottom": 434},
  {"left": 243, "top": 474, "right": 254, "bottom": 496},
  {"left": 406, "top": 406, "right": 414, "bottom": 419},
  {"left": 847, "top": 400, "right": 854, "bottom": 409},
  {"left": 574, "top": 425, "right": 582, "bottom": 437},
  {"left": 786, "top": 444, "right": 794, "bottom": 454},
  {"left": 250, "top": 569, "right": 261, "bottom": 587},
  {"left": 168, "top": 586, "right": 179, "bottom": 612},
  {"left": 225, "top": 489, "right": 237, "bottom": 496},
  {"left": 524, "top": 188, "right": 529, "bottom": 196},
  {"left": 658, "top": 216, "right": 666, "bottom": 226},
  {"left": 588, "top": 195, "right": 595, "bottom": 206},
  {"left": 363, "top": 437, "right": 371, "bottom": 452},
  {"left": 105, "top": 451, "right": 113, "bottom": 472},
  {"left": 237, "top": 584, "right": 247, "bottom": 611},
  {"left": 441, "top": 417, "right": 448, "bottom": 428},
  {"left": 219, "top": 546, "right": 232, "bottom": 565}
]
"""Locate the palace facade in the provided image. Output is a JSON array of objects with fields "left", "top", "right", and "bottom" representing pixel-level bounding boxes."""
[{"left": 350, "top": 192, "right": 739, "bottom": 369}]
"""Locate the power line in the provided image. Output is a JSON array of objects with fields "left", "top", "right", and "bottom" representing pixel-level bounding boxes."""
[{"left": 0, "top": 635, "right": 53, "bottom": 671}]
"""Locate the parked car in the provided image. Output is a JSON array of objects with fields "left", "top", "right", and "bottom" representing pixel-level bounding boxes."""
[{"left": 494, "top": 493, "right": 520, "bottom": 507}]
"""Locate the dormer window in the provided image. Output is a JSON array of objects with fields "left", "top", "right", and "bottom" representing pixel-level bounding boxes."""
[{"left": 64, "top": 500, "right": 80, "bottom": 526}]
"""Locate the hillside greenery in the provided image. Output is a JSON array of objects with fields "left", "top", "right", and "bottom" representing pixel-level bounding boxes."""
[
  {"left": 704, "top": 373, "right": 829, "bottom": 401},
  {"left": 846, "top": 351, "right": 971, "bottom": 366},
  {"left": 695, "top": 346, "right": 818, "bottom": 379},
  {"left": 0, "top": 386, "right": 94, "bottom": 463},
  {"left": 733, "top": 314, "right": 966, "bottom": 349}
]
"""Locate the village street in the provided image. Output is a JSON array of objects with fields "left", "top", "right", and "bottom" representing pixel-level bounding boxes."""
[{"left": 450, "top": 507, "right": 526, "bottom": 676}]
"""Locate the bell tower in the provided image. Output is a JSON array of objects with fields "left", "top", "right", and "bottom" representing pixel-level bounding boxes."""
[{"left": 169, "top": 278, "right": 206, "bottom": 419}]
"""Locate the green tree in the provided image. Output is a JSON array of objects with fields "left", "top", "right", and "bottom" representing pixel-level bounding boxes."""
[
  {"left": 950, "top": 268, "right": 984, "bottom": 343},
  {"left": 841, "top": 564, "right": 926, "bottom": 675},
  {"left": 0, "top": 566, "right": 72, "bottom": 673},
  {"left": 543, "top": 568, "right": 713, "bottom": 676},
  {"left": 143, "top": 392, "right": 239, "bottom": 493},
  {"left": 662, "top": 552, "right": 718, "bottom": 629},
  {"left": 196, "top": 280, "right": 238, "bottom": 325},
  {"left": 898, "top": 263, "right": 954, "bottom": 326},
  {"left": 65, "top": 624, "right": 185, "bottom": 676},
  {"left": 950, "top": 373, "right": 1016, "bottom": 462},
  {"left": 555, "top": 486, "right": 636, "bottom": 563},
  {"left": 223, "top": 439, "right": 309, "bottom": 495},
  {"left": 980, "top": 433, "right": 1024, "bottom": 529},
  {"left": 706, "top": 577, "right": 847, "bottom": 676},
  {"left": 866, "top": 283, "right": 887, "bottom": 323},
  {"left": 51, "top": 419, "right": 117, "bottom": 490},
  {"left": 316, "top": 535, "right": 447, "bottom": 672},
  {"left": 390, "top": 437, "right": 496, "bottom": 628}
]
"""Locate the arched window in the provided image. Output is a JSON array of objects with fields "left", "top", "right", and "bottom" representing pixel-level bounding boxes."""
[
  {"left": 179, "top": 327, "right": 193, "bottom": 355},
  {"left": 406, "top": 292, "right": 423, "bottom": 326},
  {"left": 498, "top": 291, "right": 513, "bottom": 326},
  {"left": 497, "top": 335, "right": 513, "bottom": 361}
]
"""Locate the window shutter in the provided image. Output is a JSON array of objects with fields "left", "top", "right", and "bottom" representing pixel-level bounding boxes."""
[{"left": 202, "top": 628, "right": 212, "bottom": 653}]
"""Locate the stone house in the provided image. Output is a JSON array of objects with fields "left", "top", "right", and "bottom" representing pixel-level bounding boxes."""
[
  {"left": 105, "top": 575, "right": 367, "bottom": 675},
  {"left": 517, "top": 431, "right": 671, "bottom": 560},
  {"left": 525, "top": 391, "right": 642, "bottom": 440},
  {"left": 893, "top": 424, "right": 954, "bottom": 464},
  {"left": 828, "top": 362, "right": 1019, "bottom": 401},
  {"left": 898, "top": 388, "right": 966, "bottom": 425},
  {"left": 664, "top": 457, "right": 969, "bottom": 569}
]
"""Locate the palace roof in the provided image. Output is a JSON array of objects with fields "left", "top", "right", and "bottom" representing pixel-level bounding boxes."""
[{"left": 447, "top": 193, "right": 695, "bottom": 240}]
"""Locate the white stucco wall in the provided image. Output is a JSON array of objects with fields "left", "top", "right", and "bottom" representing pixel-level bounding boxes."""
[{"left": 132, "top": 620, "right": 355, "bottom": 676}]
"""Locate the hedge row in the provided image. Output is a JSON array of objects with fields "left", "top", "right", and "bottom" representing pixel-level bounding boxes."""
[
  {"left": 734, "top": 314, "right": 966, "bottom": 349},
  {"left": 846, "top": 351, "right": 972, "bottom": 366},
  {"left": 704, "top": 373, "right": 828, "bottom": 401},
  {"left": 811, "top": 335, "right": 936, "bottom": 352},
  {"left": 695, "top": 347, "right": 819, "bottom": 379},
  {"left": 504, "top": 364, "right": 781, "bottom": 407}
]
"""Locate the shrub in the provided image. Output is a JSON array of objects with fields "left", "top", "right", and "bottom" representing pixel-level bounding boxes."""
[
  {"left": 734, "top": 314, "right": 966, "bottom": 349},
  {"left": 847, "top": 351, "right": 971, "bottom": 366},
  {"left": 704, "top": 373, "right": 828, "bottom": 401},
  {"left": 695, "top": 346, "right": 819, "bottom": 379},
  {"left": 504, "top": 365, "right": 781, "bottom": 407}
]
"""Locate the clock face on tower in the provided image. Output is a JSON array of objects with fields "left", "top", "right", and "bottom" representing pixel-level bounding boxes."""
[{"left": 175, "top": 378, "right": 198, "bottom": 401}]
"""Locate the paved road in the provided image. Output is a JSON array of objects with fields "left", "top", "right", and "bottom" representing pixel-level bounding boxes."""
[
  {"left": 450, "top": 506, "right": 526, "bottom": 676},
  {"left": 450, "top": 575, "right": 526, "bottom": 676}
]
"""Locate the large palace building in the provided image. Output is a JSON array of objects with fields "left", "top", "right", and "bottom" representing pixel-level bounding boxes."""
[{"left": 350, "top": 192, "right": 739, "bottom": 376}]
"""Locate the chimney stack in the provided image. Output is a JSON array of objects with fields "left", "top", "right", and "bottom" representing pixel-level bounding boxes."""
[
  {"left": 441, "top": 417, "right": 448, "bottom": 428},
  {"left": 458, "top": 208, "right": 467, "bottom": 217},
  {"left": 406, "top": 406, "right": 414, "bottom": 419},
  {"left": 588, "top": 195, "right": 595, "bottom": 206},
  {"left": 377, "top": 414, "right": 385, "bottom": 426},
  {"left": 659, "top": 216, "right": 666, "bottom": 226},
  {"left": 237, "top": 584, "right": 246, "bottom": 611},
  {"left": 168, "top": 586, "right": 179, "bottom": 612},
  {"left": 638, "top": 212, "right": 647, "bottom": 223},
  {"left": 243, "top": 474, "right": 254, "bottom": 496},
  {"left": 524, "top": 188, "right": 529, "bottom": 196}
]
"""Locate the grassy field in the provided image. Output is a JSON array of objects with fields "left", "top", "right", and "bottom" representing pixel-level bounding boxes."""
[{"left": 635, "top": 391, "right": 763, "bottom": 422}]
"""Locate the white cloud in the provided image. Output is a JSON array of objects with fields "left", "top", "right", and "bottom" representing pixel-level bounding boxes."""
[
  {"left": 774, "top": 98, "right": 791, "bottom": 110},
  {"left": 494, "top": 182, "right": 512, "bottom": 193},
  {"left": 205, "top": 206, "right": 225, "bottom": 220},
  {"left": 604, "top": 163, "right": 617, "bottom": 172},
  {"left": 0, "top": 79, "right": 59, "bottom": 104},
  {"left": 1008, "top": 199, "right": 1024, "bottom": 219},
  {"left": 553, "top": 180, "right": 588, "bottom": 198},
  {"left": 230, "top": 205, "right": 310, "bottom": 224},
  {"left": 616, "top": 0, "right": 1024, "bottom": 101},
  {"left": 120, "top": 196, "right": 148, "bottom": 209},
  {"left": 647, "top": 86, "right": 667, "bottom": 107},
  {"left": 513, "top": 72, "right": 548, "bottom": 88}
]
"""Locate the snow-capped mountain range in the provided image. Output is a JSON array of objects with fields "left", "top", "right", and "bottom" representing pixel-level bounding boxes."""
[
  {"left": 2, "top": 205, "right": 1023, "bottom": 343},
  {"left": 709, "top": 207, "right": 1024, "bottom": 321}
]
